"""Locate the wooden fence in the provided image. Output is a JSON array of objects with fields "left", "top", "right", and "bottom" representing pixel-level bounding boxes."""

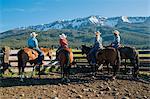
[{"left": 1, "top": 49, "right": 150, "bottom": 71}]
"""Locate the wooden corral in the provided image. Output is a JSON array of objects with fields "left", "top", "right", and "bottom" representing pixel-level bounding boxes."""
[{"left": 0, "top": 49, "right": 150, "bottom": 72}]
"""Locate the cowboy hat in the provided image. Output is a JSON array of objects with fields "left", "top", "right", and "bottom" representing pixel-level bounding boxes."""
[
  {"left": 95, "top": 31, "right": 101, "bottom": 35},
  {"left": 59, "top": 33, "right": 67, "bottom": 39},
  {"left": 30, "top": 32, "right": 38, "bottom": 37},
  {"left": 113, "top": 30, "right": 120, "bottom": 35}
]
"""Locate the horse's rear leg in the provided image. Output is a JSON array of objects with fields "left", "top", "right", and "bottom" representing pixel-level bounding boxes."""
[
  {"left": 19, "top": 61, "right": 26, "bottom": 82},
  {"left": 131, "top": 59, "right": 138, "bottom": 78},
  {"left": 112, "top": 64, "right": 119, "bottom": 80}
]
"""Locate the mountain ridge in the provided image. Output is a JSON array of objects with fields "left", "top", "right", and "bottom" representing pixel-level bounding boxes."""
[
  {"left": 9, "top": 15, "right": 149, "bottom": 32},
  {"left": 0, "top": 15, "right": 150, "bottom": 49}
]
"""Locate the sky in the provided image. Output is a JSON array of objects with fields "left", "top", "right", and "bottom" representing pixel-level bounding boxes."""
[{"left": 0, "top": 0, "right": 149, "bottom": 32}]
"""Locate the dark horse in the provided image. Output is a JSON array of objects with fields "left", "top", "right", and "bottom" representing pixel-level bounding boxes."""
[
  {"left": 96, "top": 47, "right": 121, "bottom": 79},
  {"left": 81, "top": 45, "right": 92, "bottom": 64},
  {"left": 81, "top": 45, "right": 97, "bottom": 73},
  {"left": 17, "top": 47, "right": 53, "bottom": 81},
  {"left": 118, "top": 46, "right": 139, "bottom": 77},
  {"left": 81, "top": 45, "right": 121, "bottom": 79},
  {"left": 57, "top": 48, "right": 74, "bottom": 82}
]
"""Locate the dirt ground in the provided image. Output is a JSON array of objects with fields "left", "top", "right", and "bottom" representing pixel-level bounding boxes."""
[{"left": 0, "top": 71, "right": 150, "bottom": 99}]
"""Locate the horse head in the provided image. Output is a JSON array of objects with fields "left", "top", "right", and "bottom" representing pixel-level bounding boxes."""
[{"left": 81, "top": 45, "right": 91, "bottom": 55}]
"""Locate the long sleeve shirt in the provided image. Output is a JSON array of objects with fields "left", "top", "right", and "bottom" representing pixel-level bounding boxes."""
[
  {"left": 27, "top": 37, "right": 39, "bottom": 48},
  {"left": 112, "top": 35, "right": 120, "bottom": 48},
  {"left": 93, "top": 36, "right": 103, "bottom": 49}
]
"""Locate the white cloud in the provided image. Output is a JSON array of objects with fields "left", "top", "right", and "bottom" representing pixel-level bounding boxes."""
[
  {"left": 29, "top": 8, "right": 47, "bottom": 12},
  {"left": 3, "top": 7, "right": 47, "bottom": 13},
  {"left": 3, "top": 8, "right": 25, "bottom": 12}
]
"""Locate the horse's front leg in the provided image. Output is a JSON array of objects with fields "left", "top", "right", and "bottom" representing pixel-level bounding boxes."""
[
  {"left": 112, "top": 63, "right": 119, "bottom": 80},
  {"left": 111, "top": 65, "right": 117, "bottom": 80},
  {"left": 107, "top": 63, "right": 110, "bottom": 74},
  {"left": 38, "top": 65, "right": 41, "bottom": 78},
  {"left": 30, "top": 65, "right": 36, "bottom": 78}
]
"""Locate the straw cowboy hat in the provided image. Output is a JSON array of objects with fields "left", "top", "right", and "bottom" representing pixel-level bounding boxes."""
[
  {"left": 30, "top": 32, "right": 38, "bottom": 37},
  {"left": 59, "top": 33, "right": 67, "bottom": 39},
  {"left": 113, "top": 30, "right": 120, "bottom": 35},
  {"left": 95, "top": 31, "right": 101, "bottom": 36}
]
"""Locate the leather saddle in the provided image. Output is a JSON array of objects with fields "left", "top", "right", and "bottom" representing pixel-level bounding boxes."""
[{"left": 23, "top": 48, "right": 39, "bottom": 60}]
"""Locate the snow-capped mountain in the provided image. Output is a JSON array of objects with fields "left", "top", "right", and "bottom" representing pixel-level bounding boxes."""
[{"left": 17, "top": 16, "right": 149, "bottom": 31}]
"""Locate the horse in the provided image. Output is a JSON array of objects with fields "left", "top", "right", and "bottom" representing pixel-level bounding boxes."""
[
  {"left": 118, "top": 46, "right": 139, "bottom": 77},
  {"left": 104, "top": 46, "right": 139, "bottom": 77},
  {"left": 81, "top": 45, "right": 105, "bottom": 74},
  {"left": 0, "top": 46, "right": 14, "bottom": 76},
  {"left": 81, "top": 45, "right": 121, "bottom": 78},
  {"left": 17, "top": 47, "right": 53, "bottom": 81},
  {"left": 81, "top": 45, "right": 99, "bottom": 73},
  {"left": 57, "top": 48, "right": 74, "bottom": 82},
  {"left": 96, "top": 47, "right": 121, "bottom": 79}
]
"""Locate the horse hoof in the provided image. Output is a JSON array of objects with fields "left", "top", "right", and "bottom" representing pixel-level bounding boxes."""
[
  {"left": 20, "top": 78, "right": 24, "bottom": 82},
  {"left": 66, "top": 78, "right": 70, "bottom": 83},
  {"left": 111, "top": 76, "right": 116, "bottom": 80},
  {"left": 61, "top": 78, "right": 65, "bottom": 82}
]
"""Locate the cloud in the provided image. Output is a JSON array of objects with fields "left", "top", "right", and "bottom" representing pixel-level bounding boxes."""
[
  {"left": 3, "top": 7, "right": 47, "bottom": 13},
  {"left": 3, "top": 8, "right": 25, "bottom": 12},
  {"left": 29, "top": 8, "right": 48, "bottom": 12}
]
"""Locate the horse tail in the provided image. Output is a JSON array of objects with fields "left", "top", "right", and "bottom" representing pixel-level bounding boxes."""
[
  {"left": 17, "top": 49, "right": 28, "bottom": 75},
  {"left": 65, "top": 51, "right": 70, "bottom": 66},
  {"left": 17, "top": 49, "right": 23, "bottom": 75},
  {"left": 116, "top": 49, "right": 121, "bottom": 66}
]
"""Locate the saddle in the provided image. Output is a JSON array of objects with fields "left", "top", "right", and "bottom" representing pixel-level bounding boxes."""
[{"left": 23, "top": 48, "right": 38, "bottom": 60}]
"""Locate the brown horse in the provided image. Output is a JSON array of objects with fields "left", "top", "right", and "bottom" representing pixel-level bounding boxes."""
[
  {"left": 96, "top": 47, "right": 121, "bottom": 79},
  {"left": 81, "top": 45, "right": 121, "bottom": 79},
  {"left": 57, "top": 48, "right": 74, "bottom": 82},
  {"left": 17, "top": 47, "right": 53, "bottom": 80}
]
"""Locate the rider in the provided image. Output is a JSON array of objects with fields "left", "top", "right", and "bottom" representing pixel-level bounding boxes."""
[
  {"left": 89, "top": 31, "right": 103, "bottom": 65},
  {"left": 110, "top": 30, "right": 121, "bottom": 48},
  {"left": 51, "top": 33, "right": 69, "bottom": 65},
  {"left": 27, "top": 32, "right": 44, "bottom": 65},
  {"left": 56, "top": 33, "right": 69, "bottom": 58}
]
